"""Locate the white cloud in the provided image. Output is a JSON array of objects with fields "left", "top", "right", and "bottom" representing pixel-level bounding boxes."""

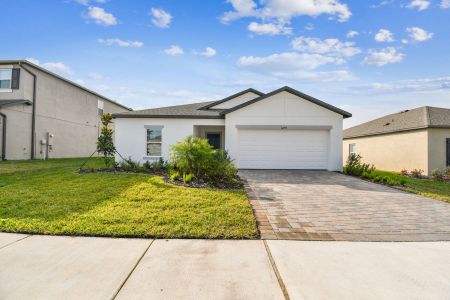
[
  {"left": 238, "top": 52, "right": 339, "bottom": 71},
  {"left": 151, "top": 8, "right": 172, "bottom": 28},
  {"left": 304, "top": 23, "right": 315, "bottom": 31},
  {"left": 221, "top": 0, "right": 352, "bottom": 23},
  {"left": 407, "top": 0, "right": 431, "bottom": 10},
  {"left": 164, "top": 45, "right": 184, "bottom": 56},
  {"left": 86, "top": 6, "right": 117, "bottom": 26},
  {"left": 441, "top": 0, "right": 450, "bottom": 8},
  {"left": 374, "top": 29, "right": 395, "bottom": 42},
  {"left": 196, "top": 47, "right": 217, "bottom": 57},
  {"left": 76, "top": 0, "right": 107, "bottom": 5},
  {"left": 248, "top": 21, "right": 292, "bottom": 35},
  {"left": 346, "top": 30, "right": 359, "bottom": 38},
  {"left": 362, "top": 47, "right": 404, "bottom": 66},
  {"left": 97, "top": 38, "right": 143, "bottom": 47},
  {"left": 351, "top": 77, "right": 450, "bottom": 94},
  {"left": 406, "top": 27, "right": 433, "bottom": 42},
  {"left": 291, "top": 36, "right": 361, "bottom": 58},
  {"left": 26, "top": 58, "right": 74, "bottom": 75}
]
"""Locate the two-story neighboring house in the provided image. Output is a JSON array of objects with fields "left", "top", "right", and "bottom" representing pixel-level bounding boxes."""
[{"left": 0, "top": 60, "right": 131, "bottom": 160}]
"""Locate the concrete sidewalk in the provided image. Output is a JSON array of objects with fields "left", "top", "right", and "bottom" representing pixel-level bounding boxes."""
[{"left": 1, "top": 233, "right": 449, "bottom": 300}]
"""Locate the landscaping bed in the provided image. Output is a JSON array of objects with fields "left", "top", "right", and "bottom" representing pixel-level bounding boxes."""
[
  {"left": 78, "top": 167, "right": 245, "bottom": 190},
  {"left": 0, "top": 158, "right": 258, "bottom": 239},
  {"left": 343, "top": 154, "right": 450, "bottom": 203}
]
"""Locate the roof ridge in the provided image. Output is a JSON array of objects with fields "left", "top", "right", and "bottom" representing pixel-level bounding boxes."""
[{"left": 425, "top": 106, "right": 431, "bottom": 126}]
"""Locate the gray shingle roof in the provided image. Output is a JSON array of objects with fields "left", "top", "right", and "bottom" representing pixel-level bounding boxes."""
[
  {"left": 113, "top": 86, "right": 352, "bottom": 119},
  {"left": 113, "top": 101, "right": 225, "bottom": 119},
  {"left": 344, "top": 106, "right": 450, "bottom": 139}
]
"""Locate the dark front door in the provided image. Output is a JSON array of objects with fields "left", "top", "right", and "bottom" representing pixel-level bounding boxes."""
[
  {"left": 207, "top": 133, "right": 221, "bottom": 149},
  {"left": 447, "top": 138, "right": 450, "bottom": 166}
]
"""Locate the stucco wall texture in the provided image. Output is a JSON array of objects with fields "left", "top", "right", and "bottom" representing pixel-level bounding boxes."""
[
  {"left": 343, "top": 128, "right": 450, "bottom": 175},
  {"left": 0, "top": 64, "right": 128, "bottom": 160}
]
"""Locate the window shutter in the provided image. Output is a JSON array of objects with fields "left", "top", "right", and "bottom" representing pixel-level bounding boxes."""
[{"left": 11, "top": 68, "right": 20, "bottom": 89}]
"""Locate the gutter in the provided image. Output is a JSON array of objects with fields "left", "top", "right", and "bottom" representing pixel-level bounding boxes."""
[
  {"left": 0, "top": 111, "right": 5, "bottom": 160},
  {"left": 19, "top": 62, "right": 37, "bottom": 159}
]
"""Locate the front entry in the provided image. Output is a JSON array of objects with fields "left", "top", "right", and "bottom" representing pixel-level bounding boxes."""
[{"left": 206, "top": 133, "right": 221, "bottom": 149}]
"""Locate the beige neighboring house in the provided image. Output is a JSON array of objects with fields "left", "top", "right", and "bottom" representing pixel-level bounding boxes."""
[
  {"left": 0, "top": 60, "right": 131, "bottom": 161},
  {"left": 343, "top": 106, "right": 450, "bottom": 175}
]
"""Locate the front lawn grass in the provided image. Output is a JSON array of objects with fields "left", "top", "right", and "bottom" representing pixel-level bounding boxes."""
[
  {"left": 370, "top": 170, "right": 450, "bottom": 203},
  {"left": 0, "top": 158, "right": 258, "bottom": 239}
]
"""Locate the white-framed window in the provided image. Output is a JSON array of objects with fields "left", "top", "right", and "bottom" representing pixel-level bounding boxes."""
[
  {"left": 146, "top": 126, "right": 163, "bottom": 157},
  {"left": 97, "top": 100, "right": 104, "bottom": 116},
  {"left": 0, "top": 69, "right": 12, "bottom": 89},
  {"left": 349, "top": 143, "right": 356, "bottom": 155}
]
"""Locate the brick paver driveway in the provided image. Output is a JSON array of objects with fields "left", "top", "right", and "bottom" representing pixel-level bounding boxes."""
[{"left": 240, "top": 170, "right": 450, "bottom": 241}]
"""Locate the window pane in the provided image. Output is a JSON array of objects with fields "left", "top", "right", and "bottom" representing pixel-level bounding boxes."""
[
  {"left": 147, "top": 129, "right": 162, "bottom": 142},
  {"left": 0, "top": 80, "right": 11, "bottom": 89},
  {"left": 0, "top": 69, "right": 12, "bottom": 80},
  {"left": 147, "top": 143, "right": 161, "bottom": 156},
  {"left": 349, "top": 144, "right": 356, "bottom": 153}
]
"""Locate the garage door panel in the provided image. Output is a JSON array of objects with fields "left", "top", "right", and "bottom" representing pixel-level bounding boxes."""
[{"left": 237, "top": 129, "right": 328, "bottom": 169}]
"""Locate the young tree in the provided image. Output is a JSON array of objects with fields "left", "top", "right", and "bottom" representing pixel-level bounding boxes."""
[{"left": 97, "top": 113, "right": 116, "bottom": 167}]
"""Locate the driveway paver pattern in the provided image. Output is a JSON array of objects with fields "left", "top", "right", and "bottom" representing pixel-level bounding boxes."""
[{"left": 240, "top": 170, "right": 450, "bottom": 241}]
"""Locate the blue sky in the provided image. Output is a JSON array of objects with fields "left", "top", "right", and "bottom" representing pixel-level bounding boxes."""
[{"left": 1, "top": 0, "right": 449, "bottom": 127}]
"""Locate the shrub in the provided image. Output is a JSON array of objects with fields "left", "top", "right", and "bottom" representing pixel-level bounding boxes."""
[
  {"left": 373, "top": 175, "right": 382, "bottom": 183},
  {"left": 410, "top": 169, "right": 424, "bottom": 178},
  {"left": 170, "top": 136, "right": 238, "bottom": 184},
  {"left": 361, "top": 171, "right": 375, "bottom": 180},
  {"left": 170, "top": 136, "right": 216, "bottom": 179},
  {"left": 400, "top": 169, "right": 408, "bottom": 176},
  {"left": 168, "top": 169, "right": 180, "bottom": 181},
  {"left": 431, "top": 169, "right": 446, "bottom": 181},
  {"left": 445, "top": 166, "right": 450, "bottom": 176},
  {"left": 206, "top": 150, "right": 238, "bottom": 184},
  {"left": 343, "top": 154, "right": 375, "bottom": 176},
  {"left": 119, "top": 159, "right": 141, "bottom": 171}
]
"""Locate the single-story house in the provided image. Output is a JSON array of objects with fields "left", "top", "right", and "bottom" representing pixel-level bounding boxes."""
[
  {"left": 113, "top": 86, "right": 352, "bottom": 171},
  {"left": 343, "top": 106, "right": 450, "bottom": 175}
]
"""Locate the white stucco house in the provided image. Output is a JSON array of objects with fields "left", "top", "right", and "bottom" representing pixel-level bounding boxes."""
[{"left": 113, "top": 86, "right": 352, "bottom": 171}]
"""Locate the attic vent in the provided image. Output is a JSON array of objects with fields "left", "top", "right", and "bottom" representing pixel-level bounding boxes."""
[
  {"left": 400, "top": 110, "right": 410, "bottom": 113},
  {"left": 384, "top": 122, "right": 390, "bottom": 126}
]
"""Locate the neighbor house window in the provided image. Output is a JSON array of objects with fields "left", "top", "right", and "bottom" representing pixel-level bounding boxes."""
[
  {"left": 97, "top": 100, "right": 104, "bottom": 116},
  {"left": 0, "top": 69, "right": 12, "bottom": 89},
  {"left": 146, "top": 127, "right": 162, "bottom": 157},
  {"left": 349, "top": 143, "right": 356, "bottom": 155}
]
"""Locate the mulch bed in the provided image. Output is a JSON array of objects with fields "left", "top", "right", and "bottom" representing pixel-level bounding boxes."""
[{"left": 78, "top": 168, "right": 244, "bottom": 190}]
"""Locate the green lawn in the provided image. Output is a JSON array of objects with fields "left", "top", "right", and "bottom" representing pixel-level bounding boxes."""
[
  {"left": 0, "top": 158, "right": 258, "bottom": 239},
  {"left": 371, "top": 170, "right": 450, "bottom": 203}
]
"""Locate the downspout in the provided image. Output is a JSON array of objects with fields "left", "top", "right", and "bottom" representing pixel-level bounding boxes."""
[
  {"left": 0, "top": 111, "right": 6, "bottom": 160},
  {"left": 19, "top": 62, "right": 37, "bottom": 159}
]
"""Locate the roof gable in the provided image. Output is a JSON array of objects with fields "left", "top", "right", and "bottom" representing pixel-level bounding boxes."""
[
  {"left": 199, "top": 88, "right": 264, "bottom": 110},
  {"left": 220, "top": 86, "right": 352, "bottom": 118}
]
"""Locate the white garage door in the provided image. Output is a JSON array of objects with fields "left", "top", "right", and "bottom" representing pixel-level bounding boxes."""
[{"left": 237, "top": 129, "right": 329, "bottom": 169}]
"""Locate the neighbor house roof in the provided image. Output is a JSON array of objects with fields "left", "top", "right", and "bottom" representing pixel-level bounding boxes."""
[
  {"left": 114, "top": 86, "right": 352, "bottom": 119},
  {"left": 0, "top": 99, "right": 32, "bottom": 108},
  {"left": 344, "top": 106, "right": 450, "bottom": 139},
  {"left": 0, "top": 60, "right": 132, "bottom": 111}
]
